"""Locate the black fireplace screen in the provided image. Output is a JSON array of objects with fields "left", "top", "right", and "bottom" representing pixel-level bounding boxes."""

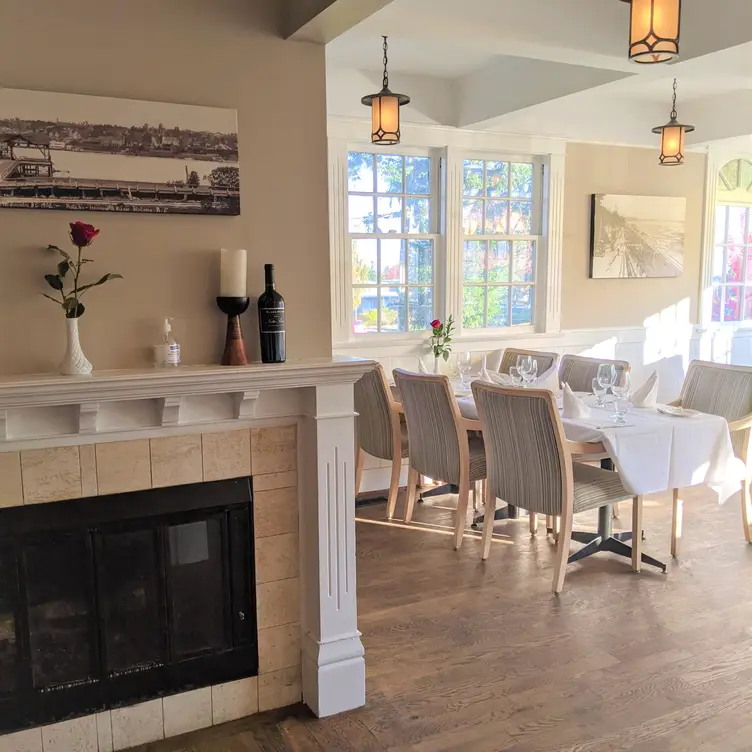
[{"left": 0, "top": 478, "right": 257, "bottom": 734}]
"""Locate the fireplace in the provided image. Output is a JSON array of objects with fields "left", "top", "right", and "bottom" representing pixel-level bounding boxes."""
[{"left": 0, "top": 478, "right": 257, "bottom": 735}]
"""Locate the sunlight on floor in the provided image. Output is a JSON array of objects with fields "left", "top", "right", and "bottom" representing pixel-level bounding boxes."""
[{"left": 355, "top": 516, "right": 515, "bottom": 544}]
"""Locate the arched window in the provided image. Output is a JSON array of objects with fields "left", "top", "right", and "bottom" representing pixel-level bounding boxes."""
[{"left": 712, "top": 159, "right": 752, "bottom": 322}]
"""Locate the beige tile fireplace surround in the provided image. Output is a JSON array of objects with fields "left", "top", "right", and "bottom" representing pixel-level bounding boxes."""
[{"left": 0, "top": 358, "right": 372, "bottom": 752}]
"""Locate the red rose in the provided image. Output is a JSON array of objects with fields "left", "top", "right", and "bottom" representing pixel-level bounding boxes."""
[
  {"left": 69, "top": 221, "right": 100, "bottom": 248},
  {"left": 430, "top": 319, "right": 441, "bottom": 329}
]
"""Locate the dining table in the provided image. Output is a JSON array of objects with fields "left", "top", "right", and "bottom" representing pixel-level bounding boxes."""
[{"left": 454, "top": 384, "right": 746, "bottom": 571}]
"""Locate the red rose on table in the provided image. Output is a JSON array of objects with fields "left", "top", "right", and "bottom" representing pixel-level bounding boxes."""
[
  {"left": 430, "top": 319, "right": 441, "bottom": 329},
  {"left": 69, "top": 221, "right": 100, "bottom": 248}
]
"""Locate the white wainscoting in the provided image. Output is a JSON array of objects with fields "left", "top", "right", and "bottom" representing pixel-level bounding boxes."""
[{"left": 341, "top": 324, "right": 752, "bottom": 494}]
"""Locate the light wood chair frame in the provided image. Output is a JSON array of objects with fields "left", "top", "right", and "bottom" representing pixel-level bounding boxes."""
[
  {"left": 392, "top": 369, "right": 485, "bottom": 550},
  {"left": 496, "top": 347, "right": 560, "bottom": 376},
  {"left": 354, "top": 364, "right": 408, "bottom": 520},
  {"left": 472, "top": 384, "right": 642, "bottom": 594},
  {"left": 668, "top": 360, "right": 752, "bottom": 554}
]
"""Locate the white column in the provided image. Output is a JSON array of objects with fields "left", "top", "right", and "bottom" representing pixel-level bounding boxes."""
[
  {"left": 298, "top": 382, "right": 365, "bottom": 717},
  {"left": 540, "top": 151, "right": 565, "bottom": 334}
]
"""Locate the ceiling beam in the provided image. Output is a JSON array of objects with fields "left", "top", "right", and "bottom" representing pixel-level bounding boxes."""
[{"left": 286, "top": 0, "right": 396, "bottom": 43}]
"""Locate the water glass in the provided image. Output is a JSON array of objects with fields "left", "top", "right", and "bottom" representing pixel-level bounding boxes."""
[
  {"left": 596, "top": 363, "right": 617, "bottom": 392},
  {"left": 521, "top": 361, "right": 538, "bottom": 388},
  {"left": 612, "top": 395, "right": 631, "bottom": 425},
  {"left": 458, "top": 353, "right": 472, "bottom": 387},
  {"left": 592, "top": 377, "right": 606, "bottom": 407},
  {"left": 509, "top": 366, "right": 522, "bottom": 387}
]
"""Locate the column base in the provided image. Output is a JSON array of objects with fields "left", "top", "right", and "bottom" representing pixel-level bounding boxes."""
[{"left": 301, "top": 632, "right": 365, "bottom": 717}]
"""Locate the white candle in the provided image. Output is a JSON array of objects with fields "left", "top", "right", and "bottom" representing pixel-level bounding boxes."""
[{"left": 219, "top": 248, "right": 247, "bottom": 298}]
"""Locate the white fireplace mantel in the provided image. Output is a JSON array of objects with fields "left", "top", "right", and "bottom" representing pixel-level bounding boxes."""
[
  {"left": 0, "top": 355, "right": 374, "bottom": 722},
  {"left": 0, "top": 357, "right": 372, "bottom": 448}
]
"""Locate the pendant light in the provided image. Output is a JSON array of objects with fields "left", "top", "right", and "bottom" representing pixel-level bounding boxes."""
[
  {"left": 361, "top": 36, "right": 410, "bottom": 145},
  {"left": 652, "top": 79, "right": 694, "bottom": 166},
  {"left": 620, "top": 0, "right": 681, "bottom": 64}
]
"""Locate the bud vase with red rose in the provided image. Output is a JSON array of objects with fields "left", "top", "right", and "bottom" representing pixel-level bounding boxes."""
[
  {"left": 428, "top": 316, "right": 454, "bottom": 374},
  {"left": 42, "top": 221, "right": 122, "bottom": 376}
]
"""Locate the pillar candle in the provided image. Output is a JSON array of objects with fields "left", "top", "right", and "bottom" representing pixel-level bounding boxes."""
[{"left": 219, "top": 248, "right": 247, "bottom": 298}]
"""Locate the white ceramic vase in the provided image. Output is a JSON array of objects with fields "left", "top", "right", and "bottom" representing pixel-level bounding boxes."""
[
  {"left": 60, "top": 317, "right": 93, "bottom": 376},
  {"left": 433, "top": 354, "right": 441, "bottom": 375}
]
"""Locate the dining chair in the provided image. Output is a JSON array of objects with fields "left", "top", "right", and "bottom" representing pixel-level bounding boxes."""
[
  {"left": 471, "top": 382, "right": 642, "bottom": 593},
  {"left": 354, "top": 364, "right": 410, "bottom": 520},
  {"left": 392, "top": 369, "right": 487, "bottom": 549},
  {"left": 670, "top": 360, "right": 752, "bottom": 552},
  {"left": 498, "top": 348, "right": 559, "bottom": 377},
  {"left": 558, "top": 354, "right": 631, "bottom": 393}
]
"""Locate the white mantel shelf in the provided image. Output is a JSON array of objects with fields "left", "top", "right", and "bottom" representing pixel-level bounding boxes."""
[{"left": 0, "top": 356, "right": 374, "bottom": 447}]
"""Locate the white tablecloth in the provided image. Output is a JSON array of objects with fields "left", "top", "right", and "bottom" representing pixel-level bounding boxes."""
[{"left": 457, "top": 394, "right": 745, "bottom": 500}]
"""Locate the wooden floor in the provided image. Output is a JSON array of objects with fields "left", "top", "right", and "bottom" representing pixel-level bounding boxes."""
[{"left": 138, "top": 486, "right": 752, "bottom": 751}]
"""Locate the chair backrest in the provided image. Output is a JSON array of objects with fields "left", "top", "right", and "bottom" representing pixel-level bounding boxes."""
[
  {"left": 680, "top": 360, "right": 752, "bottom": 460},
  {"left": 354, "top": 364, "right": 398, "bottom": 460},
  {"left": 392, "top": 369, "right": 464, "bottom": 484},
  {"left": 558, "top": 354, "right": 631, "bottom": 393},
  {"left": 499, "top": 348, "right": 559, "bottom": 377},
  {"left": 472, "top": 382, "right": 569, "bottom": 516}
]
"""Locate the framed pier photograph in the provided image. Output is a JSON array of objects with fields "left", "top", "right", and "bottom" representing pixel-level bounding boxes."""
[
  {"left": 589, "top": 194, "right": 686, "bottom": 279},
  {"left": 0, "top": 88, "right": 240, "bottom": 215}
]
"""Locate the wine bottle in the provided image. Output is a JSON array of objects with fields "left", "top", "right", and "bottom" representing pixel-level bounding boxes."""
[{"left": 258, "top": 264, "right": 286, "bottom": 363}]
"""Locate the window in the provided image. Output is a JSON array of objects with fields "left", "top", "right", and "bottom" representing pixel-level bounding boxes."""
[
  {"left": 348, "top": 151, "right": 437, "bottom": 334},
  {"left": 461, "top": 159, "right": 540, "bottom": 329},
  {"left": 712, "top": 159, "right": 752, "bottom": 323}
]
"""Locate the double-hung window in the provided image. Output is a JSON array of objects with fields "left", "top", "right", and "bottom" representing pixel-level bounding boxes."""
[
  {"left": 461, "top": 158, "right": 541, "bottom": 329},
  {"left": 347, "top": 151, "right": 438, "bottom": 334}
]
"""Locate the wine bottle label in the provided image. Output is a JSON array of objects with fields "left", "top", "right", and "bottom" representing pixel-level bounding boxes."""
[{"left": 260, "top": 308, "right": 285, "bottom": 334}]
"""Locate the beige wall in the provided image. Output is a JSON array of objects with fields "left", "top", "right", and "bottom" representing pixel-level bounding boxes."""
[
  {"left": 562, "top": 142, "right": 706, "bottom": 331},
  {"left": 0, "top": 0, "right": 331, "bottom": 375}
]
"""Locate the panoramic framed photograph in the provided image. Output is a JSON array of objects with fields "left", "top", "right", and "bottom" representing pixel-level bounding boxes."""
[
  {"left": 589, "top": 194, "right": 686, "bottom": 279},
  {"left": 0, "top": 87, "right": 239, "bottom": 215}
]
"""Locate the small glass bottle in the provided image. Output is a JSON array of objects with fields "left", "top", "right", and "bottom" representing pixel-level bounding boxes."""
[{"left": 154, "top": 318, "right": 181, "bottom": 367}]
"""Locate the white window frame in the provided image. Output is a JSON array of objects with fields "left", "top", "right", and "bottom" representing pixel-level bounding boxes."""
[
  {"left": 328, "top": 122, "right": 566, "bottom": 351},
  {"left": 700, "top": 147, "right": 752, "bottom": 329},
  {"left": 455, "top": 152, "right": 545, "bottom": 334},
  {"left": 347, "top": 145, "right": 442, "bottom": 337}
]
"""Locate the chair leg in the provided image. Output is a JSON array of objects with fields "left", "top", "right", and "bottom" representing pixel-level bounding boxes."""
[
  {"left": 552, "top": 511, "right": 573, "bottom": 594},
  {"left": 632, "top": 495, "right": 643, "bottom": 573},
  {"left": 529, "top": 512, "right": 538, "bottom": 535},
  {"left": 612, "top": 502, "right": 620, "bottom": 519},
  {"left": 552, "top": 515, "right": 560, "bottom": 541},
  {"left": 472, "top": 481, "right": 478, "bottom": 512},
  {"left": 354, "top": 444, "right": 365, "bottom": 498},
  {"left": 454, "top": 477, "right": 471, "bottom": 551},
  {"left": 671, "top": 488, "right": 683, "bottom": 557},
  {"left": 481, "top": 482, "right": 495, "bottom": 560},
  {"left": 385, "top": 455, "right": 402, "bottom": 520},
  {"left": 742, "top": 480, "right": 752, "bottom": 544},
  {"left": 404, "top": 467, "right": 419, "bottom": 522}
]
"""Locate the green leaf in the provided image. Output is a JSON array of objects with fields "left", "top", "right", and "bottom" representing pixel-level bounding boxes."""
[
  {"left": 443, "top": 350, "right": 450, "bottom": 361},
  {"left": 48, "top": 245, "right": 71, "bottom": 260},
  {"left": 44, "top": 274, "right": 63, "bottom": 291},
  {"left": 41, "top": 293, "right": 63, "bottom": 305},
  {"left": 78, "top": 273, "right": 123, "bottom": 294},
  {"left": 57, "top": 260, "right": 70, "bottom": 278},
  {"left": 63, "top": 298, "right": 85, "bottom": 318}
]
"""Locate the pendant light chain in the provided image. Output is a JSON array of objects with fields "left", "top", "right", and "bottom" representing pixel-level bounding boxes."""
[
  {"left": 382, "top": 36, "right": 389, "bottom": 90},
  {"left": 671, "top": 78, "right": 678, "bottom": 120}
]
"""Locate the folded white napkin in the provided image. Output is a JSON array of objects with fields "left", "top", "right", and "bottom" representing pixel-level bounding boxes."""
[
  {"left": 480, "top": 367, "right": 513, "bottom": 386},
  {"left": 485, "top": 349, "right": 503, "bottom": 372},
  {"left": 418, "top": 359, "right": 429, "bottom": 374},
  {"left": 535, "top": 365, "right": 560, "bottom": 393},
  {"left": 632, "top": 370, "right": 659, "bottom": 408},
  {"left": 561, "top": 383, "right": 592, "bottom": 419}
]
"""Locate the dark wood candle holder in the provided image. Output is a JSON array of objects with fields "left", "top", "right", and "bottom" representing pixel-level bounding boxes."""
[{"left": 216, "top": 296, "right": 250, "bottom": 366}]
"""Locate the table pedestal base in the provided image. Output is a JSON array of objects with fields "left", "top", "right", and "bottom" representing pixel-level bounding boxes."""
[{"left": 472, "top": 505, "right": 518, "bottom": 527}]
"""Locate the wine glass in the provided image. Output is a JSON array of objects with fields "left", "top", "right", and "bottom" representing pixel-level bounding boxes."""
[
  {"left": 517, "top": 355, "right": 533, "bottom": 375},
  {"left": 592, "top": 377, "right": 607, "bottom": 407},
  {"left": 612, "top": 370, "right": 631, "bottom": 399},
  {"left": 509, "top": 366, "right": 522, "bottom": 387},
  {"left": 458, "top": 352, "right": 472, "bottom": 388},
  {"left": 596, "top": 364, "right": 617, "bottom": 394},
  {"left": 521, "top": 360, "right": 538, "bottom": 388},
  {"left": 612, "top": 395, "right": 631, "bottom": 425}
]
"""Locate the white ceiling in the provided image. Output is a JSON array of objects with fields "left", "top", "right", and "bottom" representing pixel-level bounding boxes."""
[{"left": 325, "top": 0, "right": 752, "bottom": 147}]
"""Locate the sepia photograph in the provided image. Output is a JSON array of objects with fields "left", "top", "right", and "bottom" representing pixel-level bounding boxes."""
[
  {"left": 0, "top": 87, "right": 240, "bottom": 215},
  {"left": 589, "top": 194, "right": 686, "bottom": 279}
]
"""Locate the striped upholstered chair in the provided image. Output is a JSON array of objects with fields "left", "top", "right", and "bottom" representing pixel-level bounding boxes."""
[
  {"left": 354, "top": 364, "right": 409, "bottom": 519},
  {"left": 393, "top": 369, "right": 486, "bottom": 550},
  {"left": 472, "top": 382, "right": 641, "bottom": 593},
  {"left": 498, "top": 348, "right": 559, "bottom": 377},
  {"left": 558, "top": 354, "right": 631, "bottom": 393},
  {"left": 670, "top": 360, "right": 752, "bottom": 552}
]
